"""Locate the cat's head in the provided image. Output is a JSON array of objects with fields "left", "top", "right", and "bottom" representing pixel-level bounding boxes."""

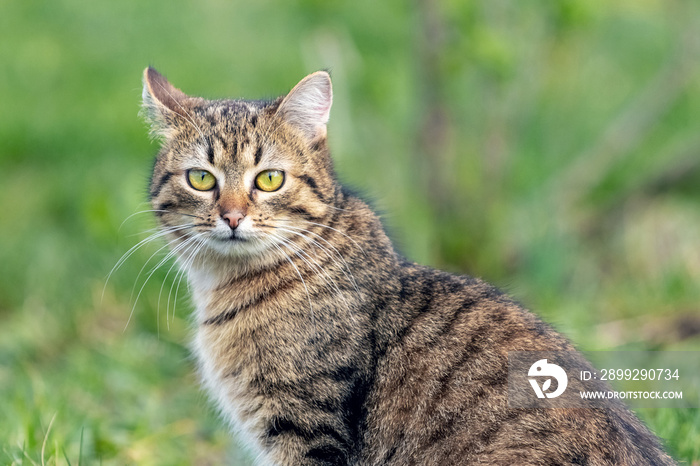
[{"left": 142, "top": 67, "right": 338, "bottom": 263}]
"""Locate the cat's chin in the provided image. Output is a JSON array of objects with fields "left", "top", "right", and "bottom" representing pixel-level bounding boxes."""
[{"left": 204, "top": 235, "right": 273, "bottom": 260}]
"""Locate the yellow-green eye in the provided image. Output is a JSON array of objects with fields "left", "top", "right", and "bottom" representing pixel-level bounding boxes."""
[
  {"left": 255, "top": 169, "right": 285, "bottom": 192},
  {"left": 187, "top": 169, "right": 216, "bottom": 191}
]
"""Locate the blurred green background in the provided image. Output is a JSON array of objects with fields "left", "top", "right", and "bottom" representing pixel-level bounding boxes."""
[{"left": 2, "top": 0, "right": 700, "bottom": 463}]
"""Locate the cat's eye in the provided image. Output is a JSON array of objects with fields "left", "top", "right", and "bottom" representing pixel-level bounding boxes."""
[
  {"left": 255, "top": 169, "right": 285, "bottom": 192},
  {"left": 187, "top": 169, "right": 217, "bottom": 191}
]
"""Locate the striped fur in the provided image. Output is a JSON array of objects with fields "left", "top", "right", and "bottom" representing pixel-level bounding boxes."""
[{"left": 141, "top": 67, "right": 675, "bottom": 465}]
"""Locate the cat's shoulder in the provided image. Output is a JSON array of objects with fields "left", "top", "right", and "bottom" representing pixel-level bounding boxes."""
[{"left": 392, "top": 261, "right": 567, "bottom": 347}]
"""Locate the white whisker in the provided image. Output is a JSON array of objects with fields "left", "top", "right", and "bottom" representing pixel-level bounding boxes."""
[
  {"left": 170, "top": 236, "right": 207, "bottom": 327},
  {"left": 129, "top": 236, "right": 182, "bottom": 303},
  {"left": 269, "top": 233, "right": 358, "bottom": 327},
  {"left": 267, "top": 240, "right": 316, "bottom": 333},
  {"left": 102, "top": 224, "right": 192, "bottom": 304},
  {"left": 157, "top": 252, "right": 181, "bottom": 335},
  {"left": 276, "top": 225, "right": 361, "bottom": 296},
  {"left": 294, "top": 219, "right": 367, "bottom": 256},
  {"left": 118, "top": 209, "right": 198, "bottom": 231},
  {"left": 124, "top": 232, "right": 203, "bottom": 332},
  {"left": 157, "top": 235, "right": 204, "bottom": 331},
  {"left": 271, "top": 233, "right": 343, "bottom": 298}
]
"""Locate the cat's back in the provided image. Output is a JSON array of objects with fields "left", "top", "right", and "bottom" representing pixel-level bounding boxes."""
[{"left": 362, "top": 264, "right": 674, "bottom": 465}]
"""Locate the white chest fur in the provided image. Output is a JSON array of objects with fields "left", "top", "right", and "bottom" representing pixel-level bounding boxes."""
[
  {"left": 192, "top": 327, "right": 271, "bottom": 462},
  {"left": 188, "top": 268, "right": 274, "bottom": 463}
]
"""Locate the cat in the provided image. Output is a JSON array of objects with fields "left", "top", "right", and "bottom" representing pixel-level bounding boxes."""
[{"left": 141, "top": 66, "right": 676, "bottom": 465}]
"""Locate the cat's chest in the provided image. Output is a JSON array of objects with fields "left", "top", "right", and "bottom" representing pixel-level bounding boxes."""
[
  {"left": 187, "top": 266, "right": 358, "bottom": 460},
  {"left": 190, "top": 279, "right": 269, "bottom": 401},
  {"left": 186, "top": 268, "right": 272, "bottom": 452},
  {"left": 189, "top": 279, "right": 310, "bottom": 456},
  {"left": 192, "top": 315, "right": 270, "bottom": 459}
]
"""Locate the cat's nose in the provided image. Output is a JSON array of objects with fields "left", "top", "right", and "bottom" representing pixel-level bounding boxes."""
[{"left": 222, "top": 211, "right": 246, "bottom": 229}]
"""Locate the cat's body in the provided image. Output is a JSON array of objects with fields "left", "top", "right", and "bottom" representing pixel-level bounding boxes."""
[{"left": 141, "top": 67, "right": 675, "bottom": 465}]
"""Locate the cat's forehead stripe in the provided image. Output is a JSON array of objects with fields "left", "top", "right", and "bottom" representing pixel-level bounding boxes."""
[
  {"left": 213, "top": 134, "right": 229, "bottom": 153},
  {"left": 206, "top": 137, "right": 215, "bottom": 165},
  {"left": 254, "top": 146, "right": 263, "bottom": 165}
]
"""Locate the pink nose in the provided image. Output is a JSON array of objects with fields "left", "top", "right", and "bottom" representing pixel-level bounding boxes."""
[{"left": 222, "top": 211, "right": 245, "bottom": 229}]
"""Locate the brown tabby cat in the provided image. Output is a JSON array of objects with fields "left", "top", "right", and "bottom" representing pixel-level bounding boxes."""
[{"left": 141, "top": 66, "right": 675, "bottom": 465}]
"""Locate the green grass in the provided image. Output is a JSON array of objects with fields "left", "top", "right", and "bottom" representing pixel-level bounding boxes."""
[{"left": 1, "top": 0, "right": 699, "bottom": 463}]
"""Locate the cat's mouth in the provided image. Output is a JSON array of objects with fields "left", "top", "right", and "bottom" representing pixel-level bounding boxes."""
[
  {"left": 227, "top": 232, "right": 246, "bottom": 242},
  {"left": 211, "top": 231, "right": 247, "bottom": 242},
  {"left": 202, "top": 229, "right": 275, "bottom": 259},
  {"left": 209, "top": 230, "right": 249, "bottom": 243}
]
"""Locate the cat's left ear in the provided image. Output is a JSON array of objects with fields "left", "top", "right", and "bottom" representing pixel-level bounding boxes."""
[
  {"left": 276, "top": 71, "right": 333, "bottom": 142},
  {"left": 141, "top": 67, "right": 191, "bottom": 138}
]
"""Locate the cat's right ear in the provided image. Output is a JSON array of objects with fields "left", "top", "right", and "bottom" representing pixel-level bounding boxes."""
[
  {"left": 141, "top": 67, "right": 190, "bottom": 138},
  {"left": 276, "top": 71, "right": 333, "bottom": 143}
]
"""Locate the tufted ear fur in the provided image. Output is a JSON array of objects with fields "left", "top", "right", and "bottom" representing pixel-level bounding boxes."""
[
  {"left": 276, "top": 71, "right": 333, "bottom": 142},
  {"left": 141, "top": 67, "right": 192, "bottom": 138}
]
